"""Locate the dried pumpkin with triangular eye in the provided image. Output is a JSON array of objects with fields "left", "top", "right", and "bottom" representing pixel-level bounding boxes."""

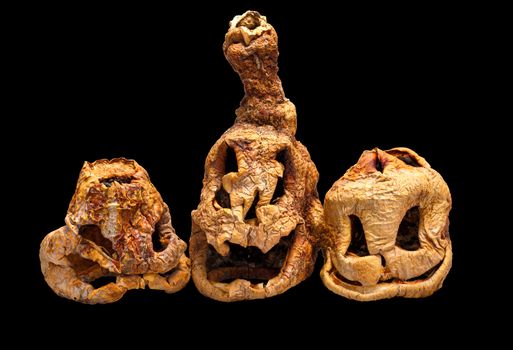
[
  {"left": 190, "top": 11, "right": 324, "bottom": 302},
  {"left": 321, "top": 148, "right": 452, "bottom": 301}
]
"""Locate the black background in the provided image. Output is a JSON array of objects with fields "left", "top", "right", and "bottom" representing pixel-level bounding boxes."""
[{"left": 14, "top": 1, "right": 479, "bottom": 337}]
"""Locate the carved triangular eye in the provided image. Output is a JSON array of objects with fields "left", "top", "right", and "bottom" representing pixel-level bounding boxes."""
[
  {"left": 396, "top": 206, "right": 421, "bottom": 251},
  {"left": 347, "top": 215, "right": 370, "bottom": 256},
  {"left": 152, "top": 220, "right": 167, "bottom": 253},
  {"left": 271, "top": 149, "right": 288, "bottom": 204},
  {"left": 276, "top": 149, "right": 288, "bottom": 167},
  {"left": 224, "top": 144, "right": 238, "bottom": 174}
]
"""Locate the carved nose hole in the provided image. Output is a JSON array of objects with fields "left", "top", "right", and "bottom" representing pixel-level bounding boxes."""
[
  {"left": 347, "top": 215, "right": 370, "bottom": 256},
  {"left": 396, "top": 206, "right": 421, "bottom": 250},
  {"left": 245, "top": 193, "right": 260, "bottom": 224}
]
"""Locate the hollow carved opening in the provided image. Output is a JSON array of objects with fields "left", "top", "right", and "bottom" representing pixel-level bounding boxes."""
[
  {"left": 79, "top": 225, "right": 114, "bottom": 255},
  {"left": 206, "top": 232, "right": 295, "bottom": 284},
  {"left": 347, "top": 215, "right": 370, "bottom": 256},
  {"left": 100, "top": 176, "right": 133, "bottom": 187},
  {"left": 386, "top": 150, "right": 422, "bottom": 167},
  {"left": 396, "top": 206, "right": 421, "bottom": 251},
  {"left": 224, "top": 145, "right": 238, "bottom": 174}
]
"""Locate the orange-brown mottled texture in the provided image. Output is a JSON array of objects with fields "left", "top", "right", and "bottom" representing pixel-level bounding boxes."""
[
  {"left": 40, "top": 158, "right": 190, "bottom": 304},
  {"left": 190, "top": 11, "right": 323, "bottom": 302},
  {"left": 321, "top": 148, "right": 452, "bottom": 301}
]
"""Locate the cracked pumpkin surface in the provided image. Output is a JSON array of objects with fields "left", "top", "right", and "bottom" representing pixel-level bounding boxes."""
[
  {"left": 40, "top": 158, "right": 190, "bottom": 304},
  {"left": 190, "top": 11, "right": 324, "bottom": 302},
  {"left": 321, "top": 148, "right": 452, "bottom": 301}
]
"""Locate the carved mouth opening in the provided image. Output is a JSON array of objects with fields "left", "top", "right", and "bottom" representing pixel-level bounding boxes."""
[
  {"left": 66, "top": 252, "right": 114, "bottom": 287},
  {"left": 335, "top": 208, "right": 433, "bottom": 286},
  {"left": 90, "top": 276, "right": 117, "bottom": 289},
  {"left": 100, "top": 176, "right": 134, "bottom": 187},
  {"left": 332, "top": 259, "right": 443, "bottom": 287},
  {"left": 206, "top": 232, "right": 295, "bottom": 284},
  {"left": 405, "top": 262, "right": 442, "bottom": 282},
  {"left": 333, "top": 271, "right": 364, "bottom": 287}
]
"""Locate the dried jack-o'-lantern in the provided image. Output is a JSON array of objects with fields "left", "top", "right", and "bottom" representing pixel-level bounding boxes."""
[
  {"left": 190, "top": 11, "right": 323, "bottom": 301},
  {"left": 40, "top": 158, "right": 190, "bottom": 304},
  {"left": 321, "top": 148, "right": 452, "bottom": 301}
]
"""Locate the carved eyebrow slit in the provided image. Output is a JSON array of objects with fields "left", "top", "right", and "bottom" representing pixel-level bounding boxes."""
[
  {"left": 100, "top": 176, "right": 134, "bottom": 187},
  {"left": 386, "top": 149, "right": 422, "bottom": 167}
]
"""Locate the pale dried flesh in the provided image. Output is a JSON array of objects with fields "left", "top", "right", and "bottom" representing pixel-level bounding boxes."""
[
  {"left": 190, "top": 11, "right": 324, "bottom": 302},
  {"left": 40, "top": 158, "right": 190, "bottom": 304},
  {"left": 321, "top": 148, "right": 452, "bottom": 301}
]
